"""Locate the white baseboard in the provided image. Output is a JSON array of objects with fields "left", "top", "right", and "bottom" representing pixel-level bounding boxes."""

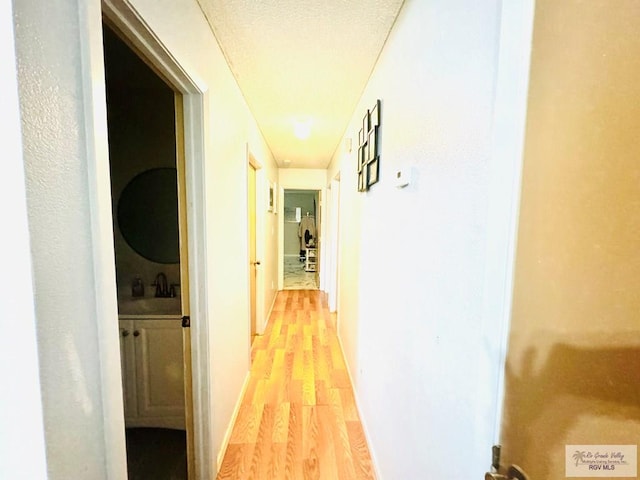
[
  {"left": 216, "top": 372, "right": 251, "bottom": 471},
  {"left": 336, "top": 334, "right": 382, "bottom": 479},
  {"left": 260, "top": 290, "right": 279, "bottom": 335}
]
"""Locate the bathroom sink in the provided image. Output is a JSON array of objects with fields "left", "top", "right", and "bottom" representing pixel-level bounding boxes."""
[{"left": 118, "top": 296, "right": 181, "bottom": 315}]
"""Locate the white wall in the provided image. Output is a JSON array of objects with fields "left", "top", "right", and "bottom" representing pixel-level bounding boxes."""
[
  {"left": 0, "top": 1, "right": 47, "bottom": 478},
  {"left": 279, "top": 168, "right": 327, "bottom": 190},
  {"left": 12, "top": 0, "right": 278, "bottom": 477},
  {"left": 327, "top": 1, "right": 533, "bottom": 478},
  {"left": 13, "top": 0, "right": 125, "bottom": 477}
]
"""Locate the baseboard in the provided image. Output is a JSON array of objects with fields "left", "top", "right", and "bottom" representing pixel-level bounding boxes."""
[
  {"left": 260, "top": 290, "right": 279, "bottom": 335},
  {"left": 336, "top": 334, "right": 382, "bottom": 479},
  {"left": 216, "top": 371, "right": 251, "bottom": 471}
]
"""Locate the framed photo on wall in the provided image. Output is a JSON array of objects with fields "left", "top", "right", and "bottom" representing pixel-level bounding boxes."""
[
  {"left": 369, "top": 99, "right": 381, "bottom": 130},
  {"left": 362, "top": 110, "right": 370, "bottom": 137},
  {"left": 268, "top": 181, "right": 276, "bottom": 212},
  {"left": 356, "top": 99, "right": 382, "bottom": 192},
  {"left": 367, "top": 157, "right": 379, "bottom": 188},
  {"left": 358, "top": 171, "right": 366, "bottom": 192},
  {"left": 367, "top": 128, "right": 377, "bottom": 161}
]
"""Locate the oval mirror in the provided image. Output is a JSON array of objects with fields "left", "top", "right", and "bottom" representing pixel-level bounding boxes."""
[{"left": 117, "top": 167, "right": 179, "bottom": 264}]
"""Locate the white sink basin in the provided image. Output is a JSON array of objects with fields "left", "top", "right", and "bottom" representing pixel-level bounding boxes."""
[{"left": 118, "top": 296, "right": 181, "bottom": 315}]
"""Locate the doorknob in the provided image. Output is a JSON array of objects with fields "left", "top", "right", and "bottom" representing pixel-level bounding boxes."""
[
  {"left": 485, "top": 465, "right": 529, "bottom": 480},
  {"left": 252, "top": 261, "right": 261, "bottom": 265}
]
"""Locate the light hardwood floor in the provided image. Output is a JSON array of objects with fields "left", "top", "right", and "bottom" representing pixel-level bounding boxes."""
[{"left": 217, "top": 290, "right": 375, "bottom": 480}]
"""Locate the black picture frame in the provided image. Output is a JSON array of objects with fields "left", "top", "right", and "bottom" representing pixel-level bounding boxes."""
[
  {"left": 367, "top": 127, "right": 377, "bottom": 162},
  {"left": 369, "top": 99, "right": 381, "bottom": 130},
  {"left": 367, "top": 157, "right": 379, "bottom": 188},
  {"left": 356, "top": 99, "right": 382, "bottom": 192},
  {"left": 358, "top": 145, "right": 366, "bottom": 173},
  {"left": 358, "top": 171, "right": 366, "bottom": 192},
  {"left": 362, "top": 110, "right": 370, "bottom": 137}
]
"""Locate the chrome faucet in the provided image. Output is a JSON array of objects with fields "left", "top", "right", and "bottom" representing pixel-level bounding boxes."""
[{"left": 152, "top": 272, "right": 169, "bottom": 298}]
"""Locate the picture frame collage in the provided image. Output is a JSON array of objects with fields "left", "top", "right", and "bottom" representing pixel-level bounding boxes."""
[{"left": 357, "top": 99, "right": 381, "bottom": 192}]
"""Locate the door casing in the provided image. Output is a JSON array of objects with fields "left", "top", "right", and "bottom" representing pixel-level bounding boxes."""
[
  {"left": 248, "top": 162, "right": 257, "bottom": 341},
  {"left": 102, "top": 2, "right": 212, "bottom": 478}
]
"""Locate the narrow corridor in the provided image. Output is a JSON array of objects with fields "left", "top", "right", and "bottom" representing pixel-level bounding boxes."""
[{"left": 217, "top": 290, "right": 374, "bottom": 479}]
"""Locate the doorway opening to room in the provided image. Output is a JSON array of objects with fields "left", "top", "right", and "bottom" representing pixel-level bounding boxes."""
[
  {"left": 102, "top": 23, "right": 194, "bottom": 479},
  {"left": 283, "top": 189, "right": 320, "bottom": 289}
]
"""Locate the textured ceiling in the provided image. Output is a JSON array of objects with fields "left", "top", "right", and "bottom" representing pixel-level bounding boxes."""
[{"left": 197, "top": 0, "right": 405, "bottom": 169}]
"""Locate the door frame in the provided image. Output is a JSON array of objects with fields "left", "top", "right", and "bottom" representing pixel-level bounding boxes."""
[
  {"left": 479, "top": 0, "right": 535, "bottom": 451},
  {"left": 279, "top": 187, "right": 323, "bottom": 290},
  {"left": 102, "top": 1, "right": 213, "bottom": 478},
  {"left": 248, "top": 160, "right": 257, "bottom": 342},
  {"left": 324, "top": 175, "right": 341, "bottom": 313},
  {"left": 247, "top": 150, "right": 266, "bottom": 338}
]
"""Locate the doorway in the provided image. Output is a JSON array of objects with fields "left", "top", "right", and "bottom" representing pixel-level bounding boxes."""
[
  {"left": 103, "top": 23, "right": 193, "bottom": 479},
  {"left": 283, "top": 189, "right": 320, "bottom": 290},
  {"left": 248, "top": 162, "right": 258, "bottom": 342},
  {"left": 326, "top": 176, "right": 341, "bottom": 313}
]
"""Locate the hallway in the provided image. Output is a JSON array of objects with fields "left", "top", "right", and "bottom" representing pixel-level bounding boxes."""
[{"left": 217, "top": 290, "right": 374, "bottom": 479}]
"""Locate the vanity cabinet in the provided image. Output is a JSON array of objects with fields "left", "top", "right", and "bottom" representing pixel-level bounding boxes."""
[{"left": 118, "top": 317, "right": 185, "bottom": 429}]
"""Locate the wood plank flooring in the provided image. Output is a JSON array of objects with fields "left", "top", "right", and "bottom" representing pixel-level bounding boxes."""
[{"left": 217, "top": 290, "right": 375, "bottom": 480}]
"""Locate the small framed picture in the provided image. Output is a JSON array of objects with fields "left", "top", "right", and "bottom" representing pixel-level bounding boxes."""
[
  {"left": 362, "top": 110, "right": 370, "bottom": 137},
  {"left": 358, "top": 171, "right": 366, "bottom": 192},
  {"left": 369, "top": 99, "right": 381, "bottom": 130},
  {"left": 268, "top": 181, "right": 276, "bottom": 212},
  {"left": 367, "top": 128, "right": 377, "bottom": 162},
  {"left": 359, "top": 145, "right": 367, "bottom": 172},
  {"left": 358, "top": 127, "right": 365, "bottom": 147},
  {"left": 367, "top": 157, "right": 379, "bottom": 188}
]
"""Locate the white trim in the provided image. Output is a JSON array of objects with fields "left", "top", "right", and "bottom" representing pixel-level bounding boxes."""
[
  {"left": 336, "top": 334, "right": 381, "bottom": 479},
  {"left": 216, "top": 372, "right": 251, "bottom": 470},
  {"left": 101, "top": 2, "right": 213, "bottom": 478},
  {"left": 479, "top": 0, "right": 535, "bottom": 450},
  {"left": 325, "top": 178, "right": 341, "bottom": 313},
  {"left": 79, "top": 0, "right": 127, "bottom": 477},
  {"left": 181, "top": 92, "right": 212, "bottom": 480}
]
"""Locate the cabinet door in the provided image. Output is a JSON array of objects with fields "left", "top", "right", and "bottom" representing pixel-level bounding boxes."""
[
  {"left": 118, "top": 319, "right": 137, "bottom": 420},
  {"left": 134, "top": 319, "right": 185, "bottom": 426}
]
